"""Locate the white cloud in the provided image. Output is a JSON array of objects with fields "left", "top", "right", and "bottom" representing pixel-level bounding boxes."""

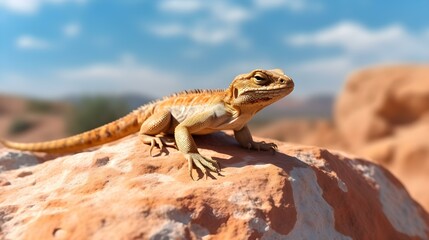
[
  {"left": 288, "top": 22, "right": 402, "bottom": 50},
  {"left": 0, "top": 0, "right": 86, "bottom": 14},
  {"left": 287, "top": 21, "right": 429, "bottom": 60},
  {"left": 63, "top": 22, "right": 81, "bottom": 38},
  {"left": 0, "top": 55, "right": 183, "bottom": 99},
  {"left": 0, "top": 0, "right": 39, "bottom": 13},
  {"left": 150, "top": 0, "right": 318, "bottom": 46},
  {"left": 16, "top": 35, "right": 51, "bottom": 49},
  {"left": 149, "top": 23, "right": 246, "bottom": 46},
  {"left": 253, "top": 0, "right": 320, "bottom": 11},
  {"left": 209, "top": 2, "right": 250, "bottom": 24},
  {"left": 159, "top": 0, "right": 202, "bottom": 13},
  {"left": 159, "top": 0, "right": 250, "bottom": 23},
  {"left": 285, "top": 21, "right": 429, "bottom": 95},
  {"left": 159, "top": 0, "right": 317, "bottom": 14},
  {"left": 54, "top": 56, "right": 182, "bottom": 97},
  {"left": 149, "top": 22, "right": 241, "bottom": 45},
  {"left": 149, "top": 1, "right": 251, "bottom": 46}
]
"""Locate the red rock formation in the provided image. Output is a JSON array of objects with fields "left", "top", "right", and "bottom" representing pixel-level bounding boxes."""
[
  {"left": 335, "top": 65, "right": 429, "bottom": 149},
  {"left": 1, "top": 133, "right": 428, "bottom": 239},
  {"left": 335, "top": 65, "right": 429, "bottom": 211}
]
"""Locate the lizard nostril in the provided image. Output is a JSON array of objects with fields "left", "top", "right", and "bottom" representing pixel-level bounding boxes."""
[{"left": 280, "top": 79, "right": 285, "bottom": 84}]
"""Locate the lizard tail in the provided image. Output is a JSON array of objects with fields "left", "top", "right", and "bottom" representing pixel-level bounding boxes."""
[{"left": 0, "top": 111, "right": 143, "bottom": 153}]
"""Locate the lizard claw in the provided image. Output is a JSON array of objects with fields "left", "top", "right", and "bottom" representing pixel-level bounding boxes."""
[
  {"left": 248, "top": 141, "right": 278, "bottom": 154},
  {"left": 186, "top": 153, "right": 221, "bottom": 180},
  {"left": 149, "top": 138, "right": 163, "bottom": 157},
  {"left": 146, "top": 135, "right": 177, "bottom": 157}
]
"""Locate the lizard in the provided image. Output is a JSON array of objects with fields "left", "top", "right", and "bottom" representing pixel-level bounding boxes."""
[{"left": 0, "top": 69, "right": 294, "bottom": 179}]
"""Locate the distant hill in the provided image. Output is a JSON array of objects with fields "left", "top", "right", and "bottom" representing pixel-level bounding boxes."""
[
  {"left": 119, "top": 94, "right": 155, "bottom": 109},
  {"left": 0, "top": 93, "right": 155, "bottom": 142},
  {"left": 0, "top": 94, "right": 70, "bottom": 142},
  {"left": 253, "top": 94, "right": 334, "bottom": 123}
]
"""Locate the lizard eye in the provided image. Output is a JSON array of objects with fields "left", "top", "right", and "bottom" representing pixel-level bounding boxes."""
[{"left": 254, "top": 74, "right": 266, "bottom": 83}]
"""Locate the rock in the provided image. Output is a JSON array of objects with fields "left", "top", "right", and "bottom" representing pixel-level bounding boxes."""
[
  {"left": 0, "top": 150, "right": 39, "bottom": 173},
  {"left": 335, "top": 65, "right": 429, "bottom": 149},
  {"left": 1, "top": 133, "right": 428, "bottom": 239},
  {"left": 335, "top": 65, "right": 429, "bottom": 211},
  {"left": 359, "top": 121, "right": 429, "bottom": 211}
]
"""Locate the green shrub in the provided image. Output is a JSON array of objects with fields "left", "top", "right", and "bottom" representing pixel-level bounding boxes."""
[
  {"left": 26, "top": 99, "right": 56, "bottom": 114},
  {"left": 8, "top": 118, "right": 36, "bottom": 135},
  {"left": 67, "top": 96, "right": 131, "bottom": 135}
]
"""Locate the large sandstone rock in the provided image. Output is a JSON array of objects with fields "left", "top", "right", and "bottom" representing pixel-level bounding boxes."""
[
  {"left": 360, "top": 121, "right": 429, "bottom": 212},
  {"left": 335, "top": 65, "right": 429, "bottom": 211},
  {"left": 335, "top": 65, "right": 429, "bottom": 149},
  {"left": 1, "top": 133, "right": 428, "bottom": 239}
]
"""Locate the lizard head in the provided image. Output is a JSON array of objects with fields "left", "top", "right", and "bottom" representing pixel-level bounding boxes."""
[{"left": 226, "top": 69, "right": 294, "bottom": 110}]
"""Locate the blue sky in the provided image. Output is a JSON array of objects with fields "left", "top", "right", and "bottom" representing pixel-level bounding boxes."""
[{"left": 1, "top": 0, "right": 429, "bottom": 99}]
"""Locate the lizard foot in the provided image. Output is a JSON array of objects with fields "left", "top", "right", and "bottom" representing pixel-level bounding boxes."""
[
  {"left": 247, "top": 141, "right": 278, "bottom": 154},
  {"left": 145, "top": 135, "right": 177, "bottom": 157},
  {"left": 185, "top": 153, "right": 221, "bottom": 180}
]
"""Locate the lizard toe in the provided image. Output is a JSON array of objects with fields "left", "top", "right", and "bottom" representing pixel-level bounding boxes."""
[
  {"left": 186, "top": 153, "right": 221, "bottom": 180},
  {"left": 149, "top": 139, "right": 156, "bottom": 157}
]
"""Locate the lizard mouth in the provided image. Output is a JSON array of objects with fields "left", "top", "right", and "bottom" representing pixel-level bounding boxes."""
[
  {"left": 239, "top": 86, "right": 292, "bottom": 97},
  {"left": 237, "top": 86, "right": 293, "bottom": 105}
]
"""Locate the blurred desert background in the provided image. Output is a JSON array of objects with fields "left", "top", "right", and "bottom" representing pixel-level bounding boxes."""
[{"left": 1, "top": 0, "right": 428, "bottom": 211}]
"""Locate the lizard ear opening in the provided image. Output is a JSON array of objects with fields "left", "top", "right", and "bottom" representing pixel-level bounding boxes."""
[{"left": 233, "top": 88, "right": 239, "bottom": 99}]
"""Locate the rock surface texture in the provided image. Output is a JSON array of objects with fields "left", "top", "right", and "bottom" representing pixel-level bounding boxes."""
[
  {"left": 1, "top": 133, "right": 428, "bottom": 239},
  {"left": 335, "top": 65, "right": 429, "bottom": 211}
]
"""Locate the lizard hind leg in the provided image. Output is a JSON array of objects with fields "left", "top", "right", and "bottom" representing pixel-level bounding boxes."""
[{"left": 139, "top": 110, "right": 176, "bottom": 157}]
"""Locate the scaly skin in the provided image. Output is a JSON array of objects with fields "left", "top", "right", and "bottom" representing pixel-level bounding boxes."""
[{"left": 1, "top": 69, "right": 294, "bottom": 179}]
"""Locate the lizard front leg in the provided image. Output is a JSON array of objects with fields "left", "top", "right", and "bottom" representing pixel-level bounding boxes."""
[
  {"left": 234, "top": 125, "right": 277, "bottom": 152},
  {"left": 174, "top": 112, "right": 221, "bottom": 179},
  {"left": 139, "top": 110, "right": 176, "bottom": 156}
]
